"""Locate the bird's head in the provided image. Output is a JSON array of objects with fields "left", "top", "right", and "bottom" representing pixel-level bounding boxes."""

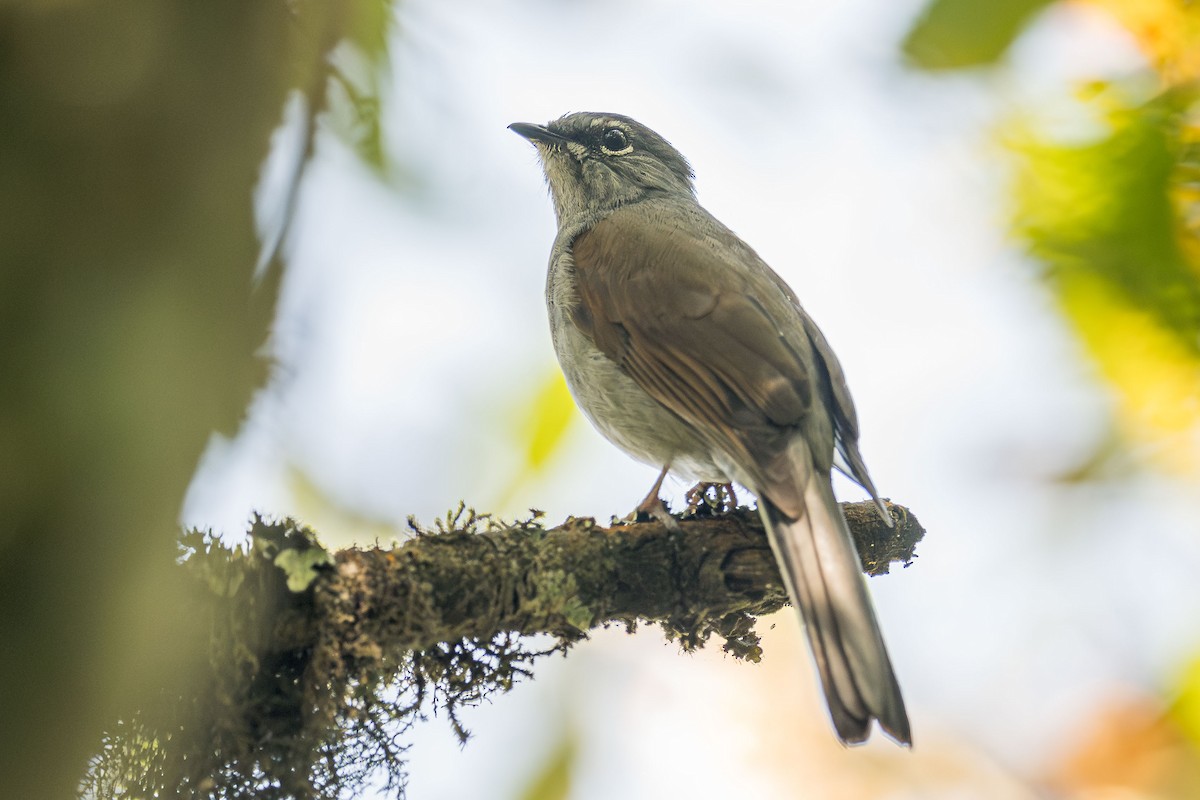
[{"left": 510, "top": 112, "right": 695, "bottom": 223}]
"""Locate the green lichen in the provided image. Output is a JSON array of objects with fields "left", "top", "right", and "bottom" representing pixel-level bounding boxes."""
[{"left": 530, "top": 570, "right": 593, "bottom": 632}]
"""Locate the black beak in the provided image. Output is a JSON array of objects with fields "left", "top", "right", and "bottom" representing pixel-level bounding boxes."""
[{"left": 508, "top": 122, "right": 569, "bottom": 146}]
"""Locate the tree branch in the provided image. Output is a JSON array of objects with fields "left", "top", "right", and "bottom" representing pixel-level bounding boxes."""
[
  {"left": 279, "top": 500, "right": 923, "bottom": 660},
  {"left": 86, "top": 502, "right": 924, "bottom": 800}
]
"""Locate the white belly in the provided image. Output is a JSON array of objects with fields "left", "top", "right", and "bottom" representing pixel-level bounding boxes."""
[{"left": 549, "top": 301, "right": 729, "bottom": 483}]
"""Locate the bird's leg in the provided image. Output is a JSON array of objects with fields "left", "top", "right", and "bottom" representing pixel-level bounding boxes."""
[
  {"left": 630, "top": 464, "right": 679, "bottom": 530},
  {"left": 685, "top": 482, "right": 738, "bottom": 515}
]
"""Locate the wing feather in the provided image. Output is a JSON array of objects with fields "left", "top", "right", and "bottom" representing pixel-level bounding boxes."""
[{"left": 571, "top": 204, "right": 819, "bottom": 514}]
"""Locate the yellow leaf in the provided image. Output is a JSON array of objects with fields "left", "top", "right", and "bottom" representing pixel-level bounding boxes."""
[
  {"left": 521, "top": 370, "right": 578, "bottom": 472},
  {"left": 1058, "top": 271, "right": 1200, "bottom": 473},
  {"left": 519, "top": 729, "right": 577, "bottom": 800},
  {"left": 492, "top": 368, "right": 580, "bottom": 512},
  {"left": 1173, "top": 654, "right": 1200, "bottom": 749}
]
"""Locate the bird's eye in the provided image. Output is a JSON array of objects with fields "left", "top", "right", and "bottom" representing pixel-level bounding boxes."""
[{"left": 600, "top": 128, "right": 632, "bottom": 155}]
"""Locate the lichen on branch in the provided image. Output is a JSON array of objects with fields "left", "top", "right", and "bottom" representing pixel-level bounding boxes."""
[{"left": 82, "top": 501, "right": 924, "bottom": 800}]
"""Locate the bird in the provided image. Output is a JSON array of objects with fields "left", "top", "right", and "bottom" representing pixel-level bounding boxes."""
[{"left": 510, "top": 112, "right": 910, "bottom": 746}]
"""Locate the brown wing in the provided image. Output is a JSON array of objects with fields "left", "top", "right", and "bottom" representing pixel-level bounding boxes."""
[
  {"left": 800, "top": 314, "right": 888, "bottom": 519},
  {"left": 570, "top": 203, "right": 822, "bottom": 516},
  {"left": 700, "top": 221, "right": 882, "bottom": 509}
]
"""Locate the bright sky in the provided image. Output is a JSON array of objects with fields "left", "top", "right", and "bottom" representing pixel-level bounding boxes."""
[{"left": 183, "top": 0, "right": 1200, "bottom": 796}]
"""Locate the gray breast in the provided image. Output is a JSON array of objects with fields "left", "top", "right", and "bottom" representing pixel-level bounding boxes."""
[{"left": 545, "top": 249, "right": 729, "bottom": 484}]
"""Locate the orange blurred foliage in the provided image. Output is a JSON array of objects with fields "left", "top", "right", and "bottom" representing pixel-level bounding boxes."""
[
  {"left": 1081, "top": 0, "right": 1200, "bottom": 85},
  {"left": 1047, "top": 694, "right": 1200, "bottom": 798}
]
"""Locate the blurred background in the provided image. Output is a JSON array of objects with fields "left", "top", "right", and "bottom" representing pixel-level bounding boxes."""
[{"left": 3, "top": 0, "right": 1199, "bottom": 797}]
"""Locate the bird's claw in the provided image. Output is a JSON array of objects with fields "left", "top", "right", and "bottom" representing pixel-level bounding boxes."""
[
  {"left": 630, "top": 495, "right": 681, "bottom": 531},
  {"left": 685, "top": 482, "right": 738, "bottom": 516}
]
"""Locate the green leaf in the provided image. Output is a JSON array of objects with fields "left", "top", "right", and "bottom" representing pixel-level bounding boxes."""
[
  {"left": 346, "top": 0, "right": 397, "bottom": 65},
  {"left": 902, "top": 0, "right": 1053, "bottom": 70},
  {"left": 328, "top": 60, "right": 388, "bottom": 174},
  {"left": 1010, "top": 86, "right": 1200, "bottom": 351},
  {"left": 1007, "top": 84, "right": 1200, "bottom": 473}
]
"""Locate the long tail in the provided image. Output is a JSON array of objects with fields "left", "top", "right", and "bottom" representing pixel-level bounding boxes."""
[{"left": 759, "top": 472, "right": 910, "bottom": 746}]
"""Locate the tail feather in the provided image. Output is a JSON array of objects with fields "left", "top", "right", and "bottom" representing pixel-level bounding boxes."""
[{"left": 760, "top": 472, "right": 910, "bottom": 746}]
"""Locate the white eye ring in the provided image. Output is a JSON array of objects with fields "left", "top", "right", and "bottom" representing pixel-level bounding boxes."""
[{"left": 599, "top": 128, "right": 633, "bottom": 156}]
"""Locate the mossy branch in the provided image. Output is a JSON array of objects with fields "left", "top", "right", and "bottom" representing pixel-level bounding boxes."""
[
  {"left": 83, "top": 501, "right": 924, "bottom": 800},
  {"left": 293, "top": 500, "right": 922, "bottom": 660}
]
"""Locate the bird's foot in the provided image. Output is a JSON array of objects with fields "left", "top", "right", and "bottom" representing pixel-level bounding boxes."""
[
  {"left": 623, "top": 465, "right": 680, "bottom": 531},
  {"left": 685, "top": 482, "right": 738, "bottom": 516},
  {"left": 629, "top": 494, "right": 679, "bottom": 531}
]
